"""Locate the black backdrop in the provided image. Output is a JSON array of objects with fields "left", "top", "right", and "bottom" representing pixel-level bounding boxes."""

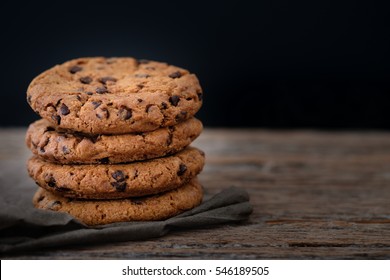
[{"left": 1, "top": 1, "right": 390, "bottom": 129}]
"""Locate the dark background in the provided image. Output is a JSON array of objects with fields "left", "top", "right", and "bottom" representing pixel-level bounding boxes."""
[{"left": 1, "top": 1, "right": 390, "bottom": 129}]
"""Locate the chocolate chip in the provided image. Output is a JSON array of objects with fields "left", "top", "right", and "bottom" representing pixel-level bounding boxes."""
[
  {"left": 96, "top": 108, "right": 109, "bottom": 119},
  {"left": 175, "top": 111, "right": 187, "bottom": 122},
  {"left": 40, "top": 137, "right": 50, "bottom": 151},
  {"left": 118, "top": 106, "right": 132, "bottom": 120},
  {"left": 169, "top": 71, "right": 182, "bottom": 79},
  {"left": 76, "top": 95, "right": 82, "bottom": 101},
  {"left": 112, "top": 170, "right": 126, "bottom": 182},
  {"left": 27, "top": 95, "right": 32, "bottom": 104},
  {"left": 44, "top": 175, "right": 56, "bottom": 188},
  {"left": 79, "top": 76, "right": 92, "bottom": 84},
  {"left": 38, "top": 139, "right": 49, "bottom": 153},
  {"left": 99, "top": 157, "right": 109, "bottom": 164},
  {"left": 137, "top": 98, "right": 143, "bottom": 102},
  {"left": 85, "top": 91, "right": 94, "bottom": 95},
  {"left": 177, "top": 163, "right": 187, "bottom": 176},
  {"left": 135, "top": 73, "right": 150, "bottom": 78},
  {"left": 45, "top": 127, "right": 55, "bottom": 132},
  {"left": 62, "top": 146, "right": 70, "bottom": 154},
  {"left": 60, "top": 104, "right": 70, "bottom": 115},
  {"left": 137, "top": 84, "right": 145, "bottom": 89},
  {"left": 169, "top": 95, "right": 180, "bottom": 106},
  {"left": 92, "top": 101, "right": 102, "bottom": 109},
  {"left": 69, "top": 65, "right": 82, "bottom": 74},
  {"left": 197, "top": 92, "right": 203, "bottom": 101},
  {"left": 138, "top": 59, "right": 150, "bottom": 64},
  {"left": 37, "top": 195, "right": 44, "bottom": 203},
  {"left": 145, "top": 104, "right": 153, "bottom": 113},
  {"left": 52, "top": 115, "right": 61, "bottom": 125},
  {"left": 161, "top": 102, "right": 168, "bottom": 109},
  {"left": 111, "top": 181, "right": 127, "bottom": 192},
  {"left": 96, "top": 86, "right": 109, "bottom": 94},
  {"left": 133, "top": 169, "right": 139, "bottom": 179},
  {"left": 98, "top": 76, "right": 117, "bottom": 84}
]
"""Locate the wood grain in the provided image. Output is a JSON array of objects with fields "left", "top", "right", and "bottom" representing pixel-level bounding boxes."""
[{"left": 1, "top": 128, "right": 390, "bottom": 259}]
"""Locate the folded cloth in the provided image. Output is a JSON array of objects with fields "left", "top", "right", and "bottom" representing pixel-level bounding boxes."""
[{"left": 0, "top": 185, "right": 252, "bottom": 253}]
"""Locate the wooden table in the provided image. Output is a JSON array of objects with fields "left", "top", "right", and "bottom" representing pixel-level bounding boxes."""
[{"left": 1, "top": 128, "right": 390, "bottom": 259}]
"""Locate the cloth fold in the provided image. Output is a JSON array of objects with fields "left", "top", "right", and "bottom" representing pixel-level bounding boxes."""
[{"left": 0, "top": 187, "right": 252, "bottom": 253}]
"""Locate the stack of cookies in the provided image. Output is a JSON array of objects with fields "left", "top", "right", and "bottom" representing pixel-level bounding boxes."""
[{"left": 25, "top": 57, "right": 205, "bottom": 226}]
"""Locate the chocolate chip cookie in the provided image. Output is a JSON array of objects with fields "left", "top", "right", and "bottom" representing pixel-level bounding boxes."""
[
  {"left": 26, "top": 117, "right": 202, "bottom": 164},
  {"left": 33, "top": 178, "right": 203, "bottom": 226},
  {"left": 27, "top": 57, "right": 203, "bottom": 134},
  {"left": 28, "top": 147, "right": 205, "bottom": 199}
]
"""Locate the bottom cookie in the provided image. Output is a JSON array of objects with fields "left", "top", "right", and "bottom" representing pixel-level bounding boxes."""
[{"left": 33, "top": 178, "right": 203, "bottom": 226}]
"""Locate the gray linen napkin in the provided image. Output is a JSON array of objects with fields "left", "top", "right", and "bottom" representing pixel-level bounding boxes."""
[{"left": 0, "top": 182, "right": 252, "bottom": 253}]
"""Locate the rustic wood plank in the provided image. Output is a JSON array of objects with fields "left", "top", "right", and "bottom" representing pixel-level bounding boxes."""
[{"left": 1, "top": 128, "right": 390, "bottom": 259}]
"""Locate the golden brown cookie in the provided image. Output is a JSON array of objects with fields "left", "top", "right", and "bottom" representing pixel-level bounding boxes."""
[
  {"left": 28, "top": 147, "right": 205, "bottom": 199},
  {"left": 33, "top": 178, "right": 203, "bottom": 226},
  {"left": 26, "top": 118, "right": 202, "bottom": 164},
  {"left": 27, "top": 57, "right": 203, "bottom": 134}
]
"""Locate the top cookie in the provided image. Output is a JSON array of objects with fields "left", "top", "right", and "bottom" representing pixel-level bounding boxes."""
[{"left": 27, "top": 57, "right": 203, "bottom": 134}]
